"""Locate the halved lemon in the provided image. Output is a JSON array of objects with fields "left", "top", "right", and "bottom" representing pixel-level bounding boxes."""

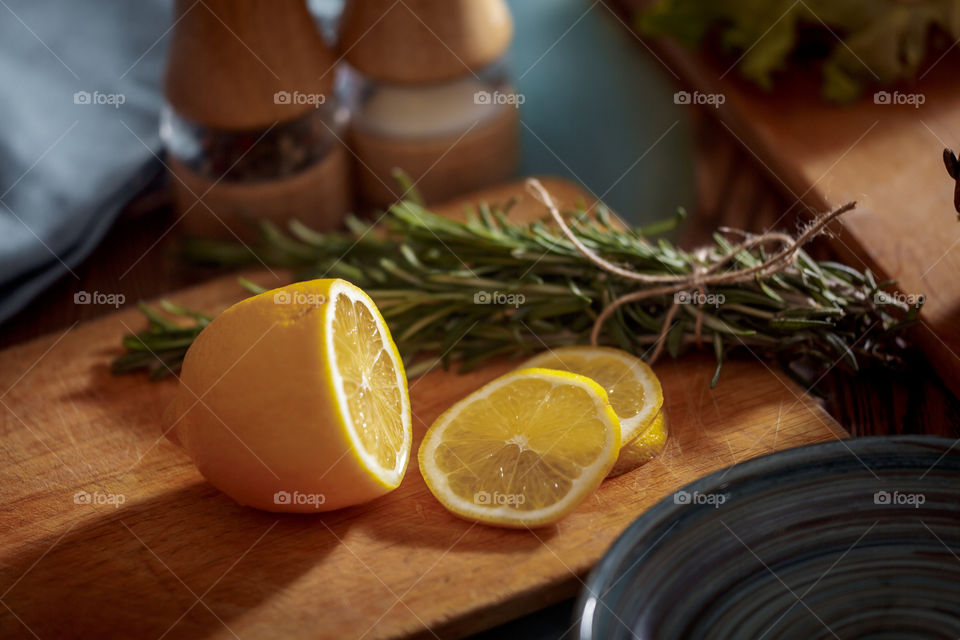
[
  {"left": 167, "top": 279, "right": 411, "bottom": 512},
  {"left": 607, "top": 410, "right": 668, "bottom": 478},
  {"left": 519, "top": 346, "right": 663, "bottom": 444},
  {"left": 418, "top": 368, "right": 620, "bottom": 528}
]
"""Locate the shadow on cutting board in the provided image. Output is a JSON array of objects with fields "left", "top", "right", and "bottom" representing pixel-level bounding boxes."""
[
  {"left": 0, "top": 483, "right": 343, "bottom": 639},
  {"left": 0, "top": 476, "right": 561, "bottom": 639}
]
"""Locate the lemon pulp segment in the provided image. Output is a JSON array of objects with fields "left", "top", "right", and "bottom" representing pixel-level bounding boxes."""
[
  {"left": 328, "top": 280, "right": 410, "bottom": 484},
  {"left": 520, "top": 346, "right": 663, "bottom": 443}
]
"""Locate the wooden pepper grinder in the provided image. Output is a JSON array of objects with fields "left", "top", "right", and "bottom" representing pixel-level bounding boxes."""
[
  {"left": 163, "top": 0, "right": 351, "bottom": 237},
  {"left": 339, "top": 0, "right": 521, "bottom": 207}
]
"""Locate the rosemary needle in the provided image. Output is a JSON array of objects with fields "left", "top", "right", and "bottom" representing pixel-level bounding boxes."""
[{"left": 113, "top": 196, "right": 920, "bottom": 386}]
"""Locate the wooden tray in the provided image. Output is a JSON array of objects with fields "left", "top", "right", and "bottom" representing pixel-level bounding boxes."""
[
  {"left": 0, "top": 179, "right": 845, "bottom": 639},
  {"left": 647, "top": 37, "right": 960, "bottom": 398}
]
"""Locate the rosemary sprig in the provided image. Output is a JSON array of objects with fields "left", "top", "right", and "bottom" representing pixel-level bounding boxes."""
[
  {"left": 114, "top": 195, "right": 920, "bottom": 385},
  {"left": 113, "top": 301, "right": 212, "bottom": 379}
]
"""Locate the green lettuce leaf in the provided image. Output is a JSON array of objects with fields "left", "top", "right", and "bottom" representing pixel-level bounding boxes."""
[{"left": 639, "top": 0, "right": 960, "bottom": 101}]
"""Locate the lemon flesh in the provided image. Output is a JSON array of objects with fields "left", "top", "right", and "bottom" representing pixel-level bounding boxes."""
[
  {"left": 520, "top": 346, "right": 663, "bottom": 444},
  {"left": 331, "top": 288, "right": 408, "bottom": 478},
  {"left": 167, "top": 279, "right": 411, "bottom": 512},
  {"left": 418, "top": 368, "right": 620, "bottom": 528}
]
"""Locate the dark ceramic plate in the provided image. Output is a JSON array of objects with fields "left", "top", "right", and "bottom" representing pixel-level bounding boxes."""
[{"left": 575, "top": 436, "right": 960, "bottom": 640}]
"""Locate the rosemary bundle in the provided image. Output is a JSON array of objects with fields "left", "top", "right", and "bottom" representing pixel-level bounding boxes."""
[{"left": 114, "top": 182, "right": 919, "bottom": 385}]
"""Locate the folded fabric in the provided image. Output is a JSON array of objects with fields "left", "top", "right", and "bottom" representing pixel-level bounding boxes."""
[{"left": 0, "top": 0, "right": 170, "bottom": 324}]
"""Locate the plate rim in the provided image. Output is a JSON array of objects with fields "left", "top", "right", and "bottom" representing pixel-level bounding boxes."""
[{"left": 574, "top": 434, "right": 960, "bottom": 639}]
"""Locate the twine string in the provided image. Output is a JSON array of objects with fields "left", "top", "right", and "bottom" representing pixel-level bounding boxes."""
[{"left": 525, "top": 178, "right": 856, "bottom": 363}]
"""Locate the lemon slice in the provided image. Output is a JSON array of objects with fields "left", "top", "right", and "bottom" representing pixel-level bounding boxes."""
[
  {"left": 607, "top": 410, "right": 668, "bottom": 478},
  {"left": 520, "top": 346, "right": 663, "bottom": 444},
  {"left": 168, "top": 279, "right": 411, "bottom": 512},
  {"left": 418, "top": 368, "right": 620, "bottom": 528}
]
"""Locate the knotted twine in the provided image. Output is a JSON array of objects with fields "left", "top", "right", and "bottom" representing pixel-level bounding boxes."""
[{"left": 525, "top": 178, "right": 856, "bottom": 364}]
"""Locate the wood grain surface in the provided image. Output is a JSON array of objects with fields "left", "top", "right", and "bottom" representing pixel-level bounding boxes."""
[
  {"left": 645, "top": 37, "right": 960, "bottom": 399},
  {"left": 684, "top": 110, "right": 960, "bottom": 440},
  {"left": 0, "top": 180, "right": 846, "bottom": 639}
]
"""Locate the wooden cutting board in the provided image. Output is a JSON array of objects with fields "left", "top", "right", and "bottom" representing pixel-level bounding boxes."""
[
  {"left": 0, "top": 179, "right": 845, "bottom": 640},
  {"left": 647, "top": 38, "right": 960, "bottom": 397}
]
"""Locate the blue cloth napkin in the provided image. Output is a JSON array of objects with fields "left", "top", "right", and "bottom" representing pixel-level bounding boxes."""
[
  {"left": 0, "top": 0, "right": 693, "bottom": 325},
  {"left": 0, "top": 0, "right": 169, "bottom": 324}
]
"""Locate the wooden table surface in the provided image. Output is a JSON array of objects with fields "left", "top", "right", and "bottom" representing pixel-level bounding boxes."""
[{"left": 2, "top": 5, "right": 959, "bottom": 636}]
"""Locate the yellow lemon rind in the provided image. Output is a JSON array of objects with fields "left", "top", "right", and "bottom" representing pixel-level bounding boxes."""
[
  {"left": 170, "top": 278, "right": 412, "bottom": 513},
  {"left": 607, "top": 409, "right": 668, "bottom": 478}
]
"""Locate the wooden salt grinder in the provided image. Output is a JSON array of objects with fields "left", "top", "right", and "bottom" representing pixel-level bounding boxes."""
[
  {"left": 338, "top": 0, "right": 520, "bottom": 206},
  {"left": 339, "top": 0, "right": 513, "bottom": 85}
]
